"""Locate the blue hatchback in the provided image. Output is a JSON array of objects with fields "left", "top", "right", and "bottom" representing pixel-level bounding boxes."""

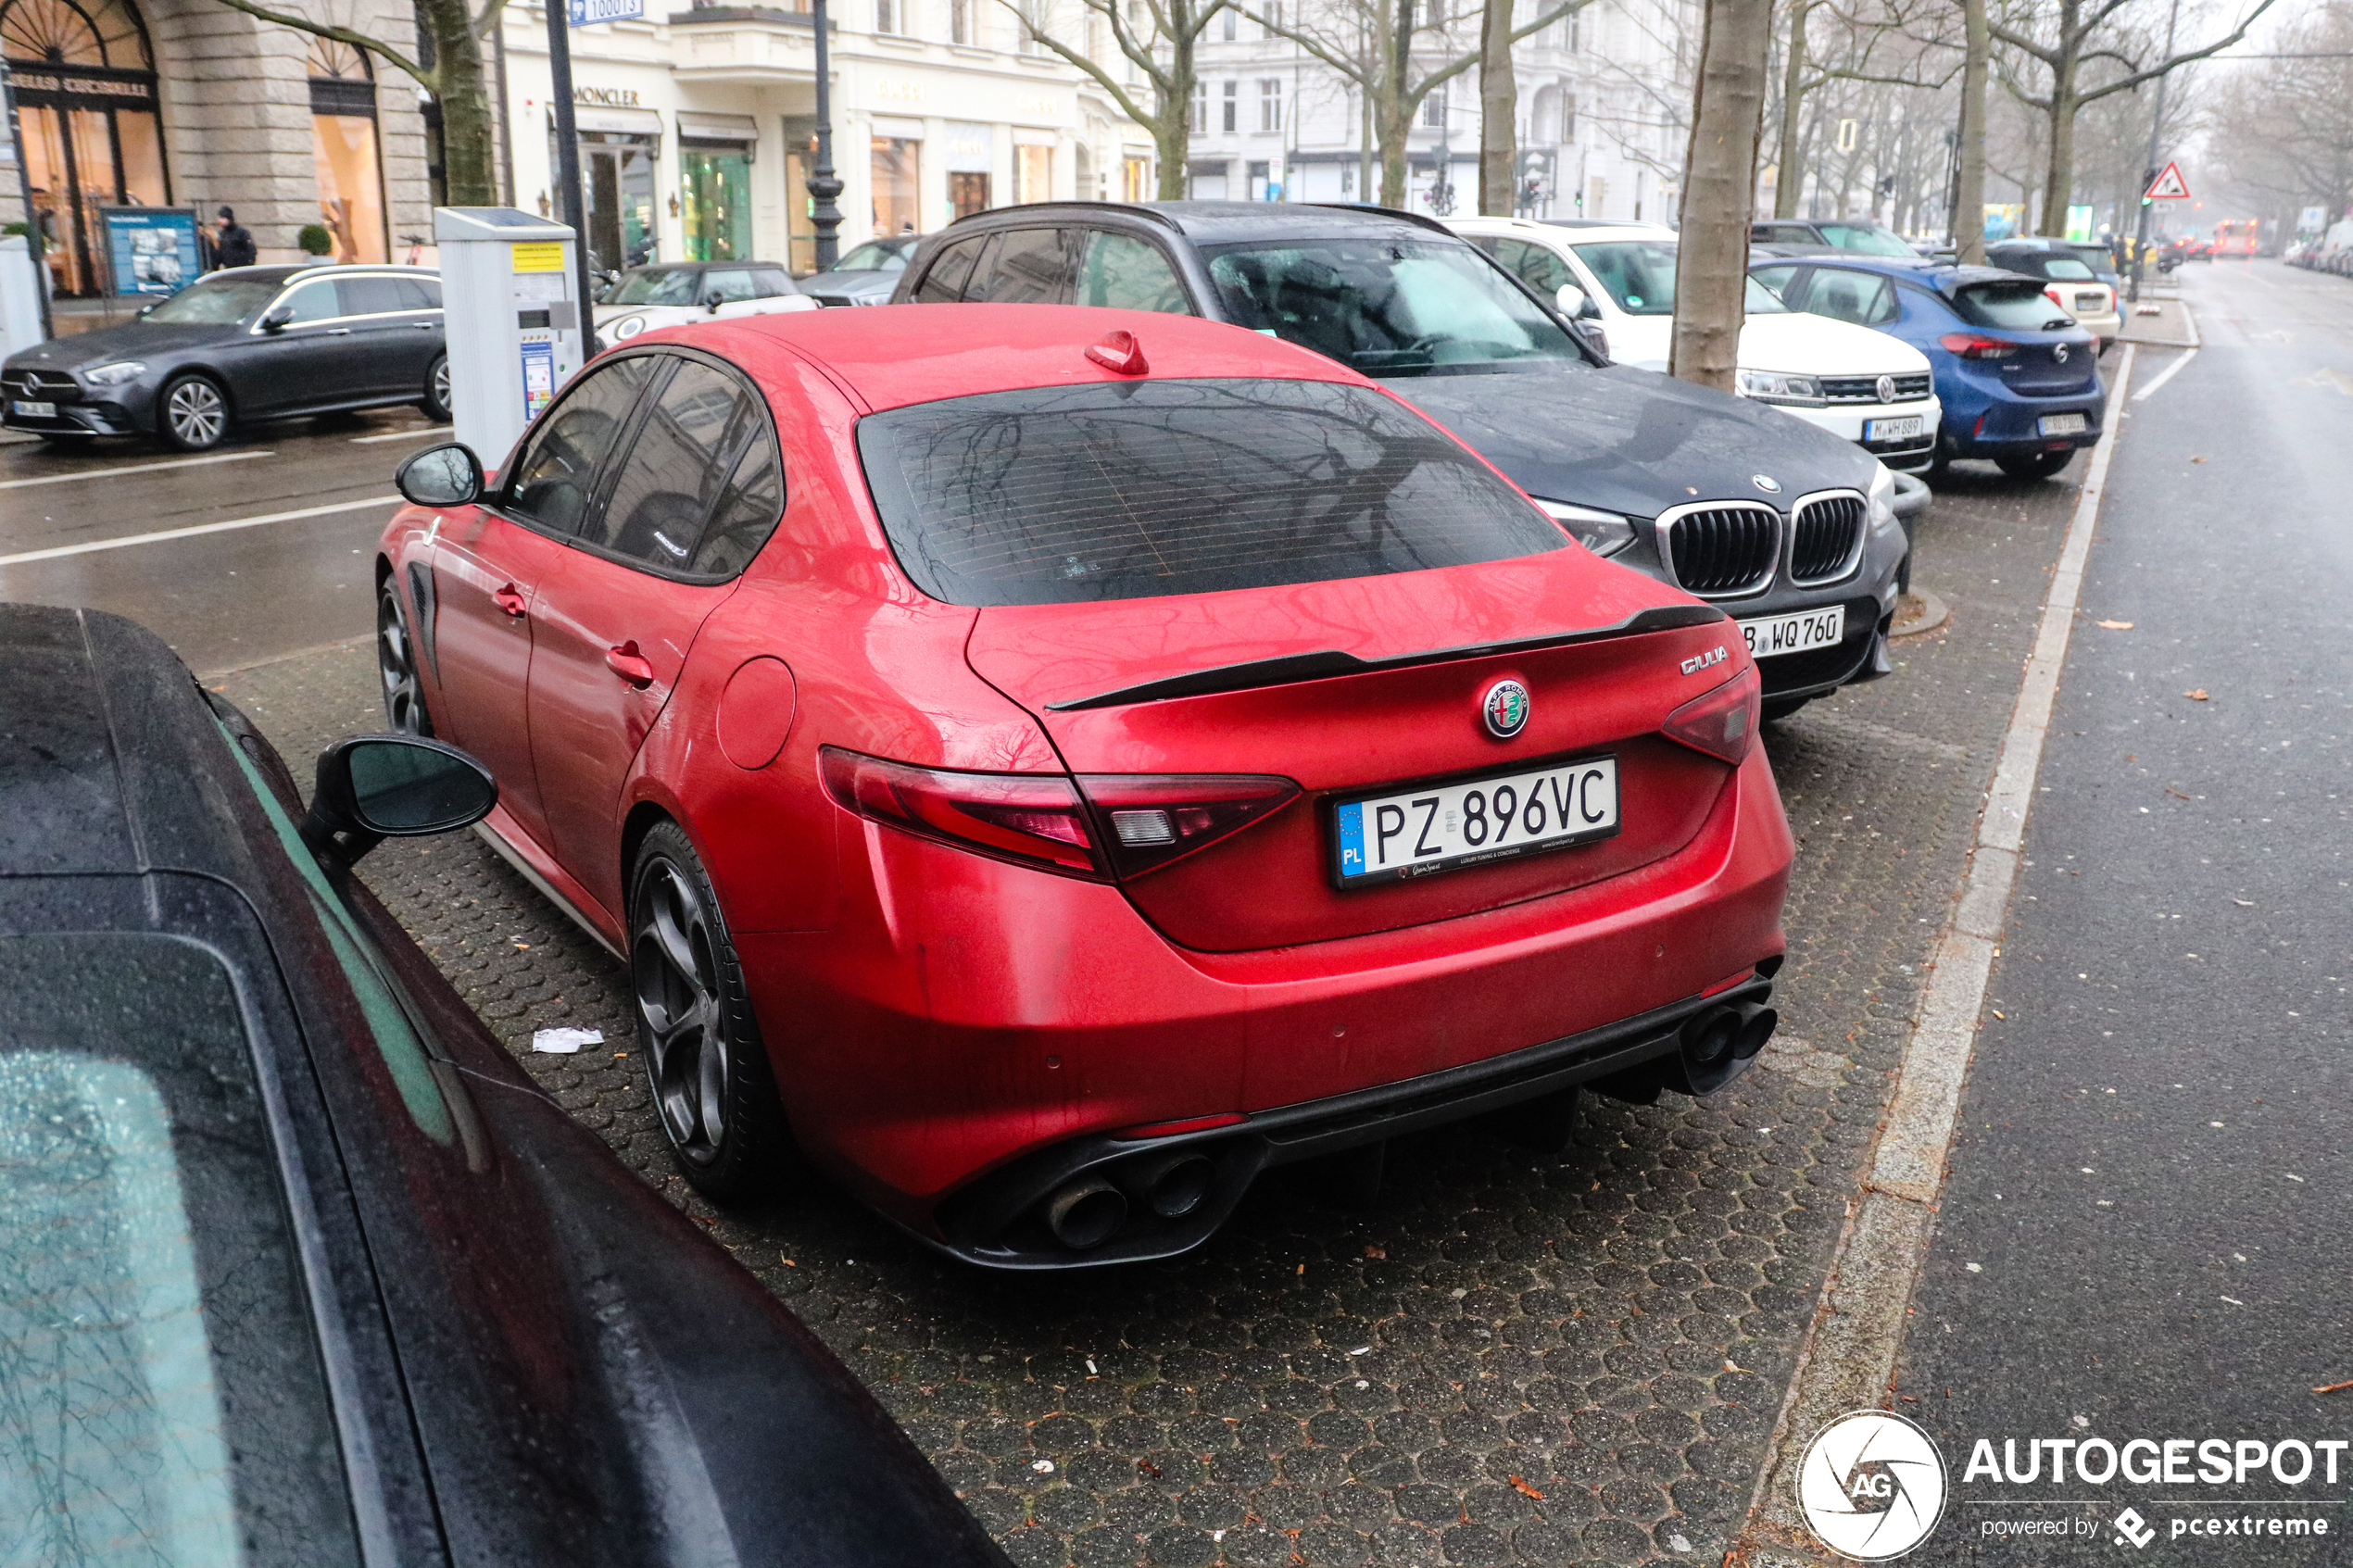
[{"left": 1750, "top": 255, "right": 2104, "bottom": 481}]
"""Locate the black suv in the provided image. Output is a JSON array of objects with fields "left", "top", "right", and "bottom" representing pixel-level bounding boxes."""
[{"left": 891, "top": 201, "right": 1911, "bottom": 720}]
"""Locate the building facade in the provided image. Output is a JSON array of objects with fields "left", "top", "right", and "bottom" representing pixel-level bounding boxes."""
[{"left": 1, "top": 0, "right": 432, "bottom": 296}]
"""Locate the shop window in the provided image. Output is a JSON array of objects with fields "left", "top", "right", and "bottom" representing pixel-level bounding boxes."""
[
  {"left": 1016, "top": 144, "right": 1052, "bottom": 206},
  {"left": 783, "top": 118, "right": 818, "bottom": 274},
  {"left": 308, "top": 37, "right": 387, "bottom": 264},
  {"left": 950, "top": 171, "right": 990, "bottom": 220},
  {"left": 4, "top": 0, "right": 170, "bottom": 296},
  {"left": 872, "top": 136, "right": 919, "bottom": 236},
  {"left": 1122, "top": 155, "right": 1150, "bottom": 203},
  {"left": 681, "top": 138, "right": 752, "bottom": 260}
]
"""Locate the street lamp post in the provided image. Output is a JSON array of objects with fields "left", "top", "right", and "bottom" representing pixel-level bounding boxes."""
[
  {"left": 544, "top": 0, "right": 598, "bottom": 332},
  {"left": 807, "top": 0, "right": 843, "bottom": 270}
]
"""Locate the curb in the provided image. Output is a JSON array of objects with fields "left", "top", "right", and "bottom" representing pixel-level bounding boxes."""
[
  {"left": 1891, "top": 589, "right": 1949, "bottom": 639},
  {"left": 1723, "top": 341, "right": 2142, "bottom": 1565}
]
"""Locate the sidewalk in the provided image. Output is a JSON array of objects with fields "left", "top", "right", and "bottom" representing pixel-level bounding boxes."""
[{"left": 2120, "top": 292, "right": 2195, "bottom": 347}]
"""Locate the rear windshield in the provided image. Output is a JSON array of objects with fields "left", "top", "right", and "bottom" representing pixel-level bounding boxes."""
[
  {"left": 1954, "top": 282, "right": 2075, "bottom": 331},
  {"left": 2039, "top": 257, "right": 2098, "bottom": 281},
  {"left": 855, "top": 378, "right": 1569, "bottom": 607}
]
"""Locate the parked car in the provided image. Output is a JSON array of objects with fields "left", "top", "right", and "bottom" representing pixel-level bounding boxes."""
[
  {"left": 799, "top": 235, "right": 921, "bottom": 307},
  {"left": 0, "top": 601, "right": 1011, "bottom": 1565},
  {"left": 1749, "top": 219, "right": 1922, "bottom": 257},
  {"left": 890, "top": 202, "right": 1914, "bottom": 717},
  {"left": 1986, "top": 238, "right": 2122, "bottom": 349},
  {"left": 0, "top": 264, "right": 447, "bottom": 450},
  {"left": 593, "top": 259, "right": 816, "bottom": 346},
  {"left": 1453, "top": 217, "right": 1944, "bottom": 478},
  {"left": 1750, "top": 254, "right": 2105, "bottom": 481},
  {"left": 375, "top": 305, "right": 1794, "bottom": 1267}
]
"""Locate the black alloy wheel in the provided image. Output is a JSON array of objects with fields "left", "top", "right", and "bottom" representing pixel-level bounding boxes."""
[
  {"left": 421, "top": 353, "right": 452, "bottom": 422},
  {"left": 376, "top": 580, "right": 433, "bottom": 735},
  {"left": 158, "top": 373, "right": 229, "bottom": 451},
  {"left": 1996, "top": 449, "right": 2078, "bottom": 482},
  {"left": 629, "top": 822, "right": 786, "bottom": 1199}
]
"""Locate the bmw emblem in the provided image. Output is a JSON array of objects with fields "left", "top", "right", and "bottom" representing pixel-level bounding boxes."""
[
  {"left": 1481, "top": 679, "right": 1531, "bottom": 739},
  {"left": 1752, "top": 474, "right": 1782, "bottom": 495},
  {"left": 1875, "top": 373, "right": 1896, "bottom": 403},
  {"left": 2054, "top": 343, "right": 2070, "bottom": 363}
]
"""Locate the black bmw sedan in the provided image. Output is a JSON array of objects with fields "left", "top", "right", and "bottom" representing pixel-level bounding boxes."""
[
  {"left": 0, "top": 602, "right": 1010, "bottom": 1568},
  {"left": 892, "top": 202, "right": 1911, "bottom": 721},
  {"left": 0, "top": 263, "right": 448, "bottom": 452}
]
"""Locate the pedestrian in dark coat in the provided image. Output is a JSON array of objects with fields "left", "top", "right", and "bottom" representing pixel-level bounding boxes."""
[{"left": 213, "top": 207, "right": 258, "bottom": 270}]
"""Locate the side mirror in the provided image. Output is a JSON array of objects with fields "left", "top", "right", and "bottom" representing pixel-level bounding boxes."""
[
  {"left": 300, "top": 735, "right": 497, "bottom": 865},
  {"left": 396, "top": 442, "right": 483, "bottom": 508},
  {"left": 1555, "top": 282, "right": 1595, "bottom": 320},
  {"left": 703, "top": 292, "right": 724, "bottom": 313},
  {"left": 259, "top": 307, "right": 293, "bottom": 332}
]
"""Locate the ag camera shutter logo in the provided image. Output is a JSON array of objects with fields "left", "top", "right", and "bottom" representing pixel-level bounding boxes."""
[{"left": 1797, "top": 1410, "right": 1948, "bottom": 1560}]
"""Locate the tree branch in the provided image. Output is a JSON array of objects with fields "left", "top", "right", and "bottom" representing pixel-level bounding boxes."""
[
  {"left": 2075, "top": 0, "right": 2283, "bottom": 106},
  {"left": 206, "top": 0, "right": 430, "bottom": 83}
]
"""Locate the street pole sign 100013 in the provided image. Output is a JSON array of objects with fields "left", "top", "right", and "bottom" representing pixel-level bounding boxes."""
[{"left": 569, "top": 0, "right": 643, "bottom": 22}]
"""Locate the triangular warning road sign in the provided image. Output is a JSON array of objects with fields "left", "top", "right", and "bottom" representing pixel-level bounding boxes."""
[{"left": 2145, "top": 161, "right": 2191, "bottom": 199}]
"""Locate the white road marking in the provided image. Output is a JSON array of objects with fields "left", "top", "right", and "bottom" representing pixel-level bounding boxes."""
[
  {"left": 2131, "top": 347, "right": 2197, "bottom": 402},
  {"left": 0, "top": 448, "right": 272, "bottom": 490},
  {"left": 2291, "top": 367, "right": 2353, "bottom": 397},
  {"left": 0, "top": 495, "right": 400, "bottom": 567},
  {"left": 350, "top": 426, "right": 447, "bottom": 444}
]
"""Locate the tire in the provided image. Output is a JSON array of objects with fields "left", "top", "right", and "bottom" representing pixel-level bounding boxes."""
[
  {"left": 1760, "top": 696, "right": 1811, "bottom": 725},
  {"left": 1996, "top": 449, "right": 2077, "bottom": 482},
  {"left": 157, "top": 373, "right": 230, "bottom": 451},
  {"left": 376, "top": 577, "right": 433, "bottom": 735},
  {"left": 420, "top": 352, "right": 452, "bottom": 422},
  {"left": 628, "top": 822, "right": 786, "bottom": 1200}
]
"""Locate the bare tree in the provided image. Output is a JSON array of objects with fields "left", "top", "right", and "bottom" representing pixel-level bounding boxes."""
[
  {"left": 1244, "top": 0, "right": 1594, "bottom": 208},
  {"left": 1001, "top": 0, "right": 1232, "bottom": 198},
  {"left": 1768, "top": 0, "right": 1958, "bottom": 218},
  {"left": 1478, "top": 0, "right": 1518, "bottom": 213},
  {"left": 1953, "top": 0, "right": 1988, "bottom": 256},
  {"left": 205, "top": 0, "right": 500, "bottom": 205},
  {"left": 1991, "top": 0, "right": 2279, "bottom": 236},
  {"left": 1671, "top": 0, "right": 1772, "bottom": 390}
]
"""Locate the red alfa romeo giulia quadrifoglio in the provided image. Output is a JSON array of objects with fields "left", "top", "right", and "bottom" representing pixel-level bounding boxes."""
[{"left": 376, "top": 306, "right": 1793, "bottom": 1268}]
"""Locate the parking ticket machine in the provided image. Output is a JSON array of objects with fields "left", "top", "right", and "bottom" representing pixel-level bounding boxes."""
[{"left": 432, "top": 207, "right": 585, "bottom": 466}]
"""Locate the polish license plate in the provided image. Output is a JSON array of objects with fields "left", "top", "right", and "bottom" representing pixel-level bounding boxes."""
[
  {"left": 2040, "top": 412, "right": 2089, "bottom": 436},
  {"left": 1333, "top": 757, "right": 1619, "bottom": 886},
  {"left": 1865, "top": 415, "right": 1924, "bottom": 441},
  {"left": 1738, "top": 605, "right": 1846, "bottom": 659},
  {"left": 10, "top": 400, "right": 56, "bottom": 419}
]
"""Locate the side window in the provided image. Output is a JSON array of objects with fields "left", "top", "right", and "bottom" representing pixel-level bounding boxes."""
[
  {"left": 752, "top": 267, "right": 795, "bottom": 297},
  {"left": 968, "top": 227, "right": 1072, "bottom": 303},
  {"left": 503, "top": 355, "right": 658, "bottom": 534},
  {"left": 1802, "top": 270, "right": 1894, "bottom": 326},
  {"left": 702, "top": 268, "right": 757, "bottom": 303},
  {"left": 396, "top": 276, "right": 441, "bottom": 309},
  {"left": 914, "top": 236, "right": 987, "bottom": 302},
  {"left": 1505, "top": 242, "right": 1577, "bottom": 296},
  {"left": 336, "top": 276, "right": 410, "bottom": 316},
  {"left": 1075, "top": 231, "right": 1193, "bottom": 313},
  {"left": 272, "top": 280, "right": 339, "bottom": 324},
  {"left": 1750, "top": 264, "right": 1806, "bottom": 307},
  {"left": 593, "top": 358, "right": 781, "bottom": 576}
]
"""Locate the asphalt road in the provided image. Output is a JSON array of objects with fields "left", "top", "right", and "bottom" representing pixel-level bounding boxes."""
[
  {"left": 0, "top": 407, "right": 429, "bottom": 672},
  {"left": 1897, "top": 260, "right": 2353, "bottom": 1562}
]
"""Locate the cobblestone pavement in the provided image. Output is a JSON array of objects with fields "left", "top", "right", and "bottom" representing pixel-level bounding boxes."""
[{"left": 215, "top": 461, "right": 2082, "bottom": 1567}]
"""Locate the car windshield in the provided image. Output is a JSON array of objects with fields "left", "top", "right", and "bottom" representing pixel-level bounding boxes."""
[
  {"left": 829, "top": 242, "right": 908, "bottom": 273},
  {"left": 856, "top": 377, "right": 1569, "bottom": 607},
  {"left": 141, "top": 277, "right": 279, "bottom": 324},
  {"left": 1955, "top": 282, "right": 2075, "bottom": 331},
  {"left": 1571, "top": 242, "right": 1788, "bottom": 316},
  {"left": 1815, "top": 223, "right": 1919, "bottom": 257},
  {"left": 0, "top": 931, "right": 359, "bottom": 1567},
  {"left": 1199, "top": 238, "right": 1584, "bottom": 377},
  {"left": 607, "top": 268, "right": 700, "bottom": 306}
]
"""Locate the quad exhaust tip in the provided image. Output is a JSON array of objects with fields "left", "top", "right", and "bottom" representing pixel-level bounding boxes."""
[{"left": 1045, "top": 1177, "right": 1127, "bottom": 1249}]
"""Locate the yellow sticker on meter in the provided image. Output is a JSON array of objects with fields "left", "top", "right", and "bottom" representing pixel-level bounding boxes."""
[{"left": 510, "top": 242, "right": 565, "bottom": 273}]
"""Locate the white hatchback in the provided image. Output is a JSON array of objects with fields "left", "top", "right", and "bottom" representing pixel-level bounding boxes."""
[
  {"left": 1452, "top": 218, "right": 1943, "bottom": 473},
  {"left": 592, "top": 260, "right": 818, "bottom": 347}
]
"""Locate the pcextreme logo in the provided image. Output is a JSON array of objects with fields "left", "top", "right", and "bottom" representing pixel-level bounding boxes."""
[{"left": 1797, "top": 1410, "right": 1950, "bottom": 1560}]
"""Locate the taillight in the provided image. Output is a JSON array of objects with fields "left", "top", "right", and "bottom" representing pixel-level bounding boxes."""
[
  {"left": 1939, "top": 332, "right": 2018, "bottom": 359},
  {"left": 1075, "top": 774, "right": 1301, "bottom": 879},
  {"left": 1661, "top": 663, "right": 1761, "bottom": 766},
  {"left": 821, "top": 747, "right": 1105, "bottom": 878}
]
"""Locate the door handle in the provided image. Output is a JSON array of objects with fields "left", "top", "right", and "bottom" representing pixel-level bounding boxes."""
[
  {"left": 414, "top": 320, "right": 436, "bottom": 328},
  {"left": 492, "top": 583, "right": 526, "bottom": 618},
  {"left": 605, "top": 641, "right": 656, "bottom": 689},
  {"left": 327, "top": 327, "right": 352, "bottom": 335}
]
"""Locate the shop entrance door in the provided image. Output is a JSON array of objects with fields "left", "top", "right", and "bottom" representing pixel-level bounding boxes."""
[
  {"left": 679, "top": 142, "right": 750, "bottom": 261},
  {"left": 581, "top": 134, "right": 658, "bottom": 273}
]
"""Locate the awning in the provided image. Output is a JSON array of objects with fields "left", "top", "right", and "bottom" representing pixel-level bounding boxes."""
[{"left": 676, "top": 111, "right": 761, "bottom": 142}]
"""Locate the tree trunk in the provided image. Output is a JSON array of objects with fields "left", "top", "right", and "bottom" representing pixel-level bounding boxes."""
[
  {"left": 1478, "top": 0, "right": 1517, "bottom": 213},
  {"left": 1954, "top": 0, "right": 1987, "bottom": 261},
  {"left": 1772, "top": 0, "right": 1809, "bottom": 217},
  {"left": 1670, "top": 0, "right": 1771, "bottom": 390},
  {"left": 1157, "top": 44, "right": 1196, "bottom": 197},
  {"left": 1377, "top": 100, "right": 1413, "bottom": 207},
  {"left": 419, "top": 0, "right": 497, "bottom": 205},
  {"left": 2038, "top": 63, "right": 2078, "bottom": 235}
]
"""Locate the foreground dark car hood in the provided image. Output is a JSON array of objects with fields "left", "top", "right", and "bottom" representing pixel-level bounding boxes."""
[
  {"left": 1390, "top": 362, "right": 1881, "bottom": 518},
  {"left": 6, "top": 318, "right": 238, "bottom": 370}
]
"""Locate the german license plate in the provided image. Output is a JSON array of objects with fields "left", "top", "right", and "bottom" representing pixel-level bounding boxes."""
[
  {"left": 1865, "top": 415, "right": 1924, "bottom": 441},
  {"left": 2075, "top": 292, "right": 2108, "bottom": 310},
  {"left": 1333, "top": 757, "right": 1619, "bottom": 885},
  {"left": 1738, "top": 605, "right": 1845, "bottom": 659},
  {"left": 2040, "top": 412, "right": 2089, "bottom": 436},
  {"left": 10, "top": 400, "right": 56, "bottom": 419}
]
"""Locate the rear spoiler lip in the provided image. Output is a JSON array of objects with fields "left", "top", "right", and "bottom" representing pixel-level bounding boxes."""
[{"left": 1042, "top": 601, "right": 1729, "bottom": 712}]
